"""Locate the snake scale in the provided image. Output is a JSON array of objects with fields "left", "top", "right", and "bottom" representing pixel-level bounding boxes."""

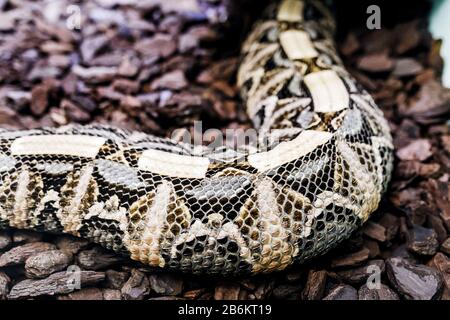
[{"left": 0, "top": 0, "right": 393, "bottom": 275}]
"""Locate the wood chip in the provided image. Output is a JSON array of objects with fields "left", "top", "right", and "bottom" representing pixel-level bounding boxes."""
[
  {"left": 0, "top": 242, "right": 56, "bottom": 267},
  {"left": 363, "top": 221, "right": 387, "bottom": 242},
  {"left": 396, "top": 139, "right": 433, "bottom": 161},
  {"left": 150, "top": 70, "right": 188, "bottom": 90},
  {"left": 357, "top": 53, "right": 394, "bottom": 72},
  {"left": 134, "top": 34, "right": 177, "bottom": 58},
  {"left": 302, "top": 270, "right": 327, "bottom": 300},
  {"left": 8, "top": 271, "right": 105, "bottom": 300},
  {"left": 77, "top": 247, "right": 123, "bottom": 270},
  {"left": 214, "top": 282, "right": 241, "bottom": 300},
  {"left": 331, "top": 248, "right": 370, "bottom": 268},
  {"left": 121, "top": 269, "right": 150, "bottom": 300},
  {"left": 25, "top": 250, "right": 72, "bottom": 279}
]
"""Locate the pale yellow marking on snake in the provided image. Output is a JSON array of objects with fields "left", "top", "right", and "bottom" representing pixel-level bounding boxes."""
[
  {"left": 237, "top": 43, "right": 278, "bottom": 88},
  {"left": 84, "top": 195, "right": 128, "bottom": 230},
  {"left": 141, "top": 180, "right": 172, "bottom": 267},
  {"left": 138, "top": 149, "right": 210, "bottom": 179},
  {"left": 251, "top": 179, "right": 296, "bottom": 273},
  {"left": 247, "top": 68, "right": 295, "bottom": 114},
  {"left": 241, "top": 21, "right": 278, "bottom": 53},
  {"left": 171, "top": 220, "right": 208, "bottom": 258},
  {"left": 58, "top": 165, "right": 95, "bottom": 234},
  {"left": 277, "top": 0, "right": 304, "bottom": 22},
  {"left": 11, "top": 169, "right": 31, "bottom": 229},
  {"left": 251, "top": 95, "right": 278, "bottom": 127},
  {"left": 347, "top": 141, "right": 382, "bottom": 191},
  {"left": 371, "top": 136, "right": 394, "bottom": 191},
  {"left": 280, "top": 30, "right": 319, "bottom": 60},
  {"left": 304, "top": 70, "right": 349, "bottom": 113},
  {"left": 34, "top": 190, "right": 60, "bottom": 221},
  {"left": 248, "top": 130, "right": 332, "bottom": 172},
  {"left": 220, "top": 222, "right": 252, "bottom": 262},
  {"left": 11, "top": 135, "right": 106, "bottom": 158},
  {"left": 304, "top": 191, "right": 360, "bottom": 237},
  {"left": 336, "top": 140, "right": 380, "bottom": 221},
  {"left": 261, "top": 97, "right": 311, "bottom": 130}
]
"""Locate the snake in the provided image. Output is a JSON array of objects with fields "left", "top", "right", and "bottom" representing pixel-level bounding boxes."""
[{"left": 0, "top": 0, "right": 393, "bottom": 275}]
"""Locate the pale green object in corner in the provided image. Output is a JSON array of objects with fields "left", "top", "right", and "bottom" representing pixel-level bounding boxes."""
[{"left": 430, "top": 0, "right": 450, "bottom": 87}]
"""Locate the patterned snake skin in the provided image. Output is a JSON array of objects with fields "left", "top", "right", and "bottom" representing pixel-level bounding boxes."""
[{"left": 0, "top": 0, "right": 393, "bottom": 275}]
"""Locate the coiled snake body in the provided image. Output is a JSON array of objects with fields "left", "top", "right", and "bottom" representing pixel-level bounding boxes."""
[{"left": 0, "top": 0, "right": 393, "bottom": 275}]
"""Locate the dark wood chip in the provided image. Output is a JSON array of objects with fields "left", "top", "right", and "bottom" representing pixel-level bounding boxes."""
[
  {"left": 81, "top": 35, "right": 110, "bottom": 63},
  {"left": 393, "top": 58, "right": 424, "bottom": 77},
  {"left": 25, "top": 250, "right": 72, "bottom": 279},
  {"left": 396, "top": 139, "right": 432, "bottom": 161},
  {"left": 58, "top": 287, "right": 104, "bottom": 300},
  {"left": 8, "top": 271, "right": 105, "bottom": 300},
  {"left": 0, "top": 231, "right": 11, "bottom": 251},
  {"left": 120, "top": 269, "right": 150, "bottom": 300},
  {"left": 441, "top": 238, "right": 450, "bottom": 256},
  {"left": 358, "top": 283, "right": 399, "bottom": 300},
  {"left": 323, "top": 285, "right": 358, "bottom": 300},
  {"left": 0, "top": 272, "right": 10, "bottom": 300},
  {"left": 77, "top": 247, "right": 123, "bottom": 271},
  {"left": 363, "top": 221, "right": 387, "bottom": 242},
  {"left": 150, "top": 70, "right": 188, "bottom": 90},
  {"left": 407, "top": 225, "right": 439, "bottom": 256},
  {"left": 30, "top": 84, "right": 50, "bottom": 116},
  {"left": 335, "top": 259, "right": 385, "bottom": 285},
  {"left": 0, "top": 242, "right": 57, "bottom": 267},
  {"left": 302, "top": 269, "right": 327, "bottom": 300},
  {"left": 357, "top": 53, "right": 394, "bottom": 72},
  {"left": 428, "top": 253, "right": 450, "bottom": 293},
  {"left": 105, "top": 270, "right": 129, "bottom": 290},
  {"left": 271, "top": 284, "right": 301, "bottom": 300},
  {"left": 214, "top": 282, "right": 241, "bottom": 300},
  {"left": 55, "top": 235, "right": 90, "bottom": 256},
  {"left": 149, "top": 273, "right": 183, "bottom": 296},
  {"left": 102, "top": 288, "right": 122, "bottom": 300},
  {"left": 393, "top": 20, "right": 423, "bottom": 55},
  {"left": 331, "top": 248, "right": 370, "bottom": 268},
  {"left": 134, "top": 34, "right": 177, "bottom": 59},
  {"left": 386, "top": 257, "right": 443, "bottom": 300}
]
